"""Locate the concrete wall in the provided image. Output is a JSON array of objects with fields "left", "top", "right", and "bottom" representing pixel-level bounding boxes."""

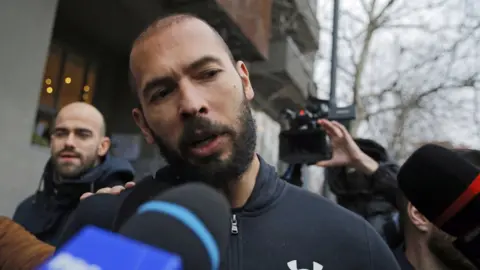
[
  {"left": 0, "top": 0, "right": 59, "bottom": 216},
  {"left": 253, "top": 109, "right": 280, "bottom": 167}
]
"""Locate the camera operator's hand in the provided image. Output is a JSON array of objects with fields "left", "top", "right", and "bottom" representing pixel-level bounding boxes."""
[{"left": 315, "top": 119, "right": 379, "bottom": 175}]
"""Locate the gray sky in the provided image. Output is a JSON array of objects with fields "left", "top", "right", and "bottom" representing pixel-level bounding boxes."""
[{"left": 315, "top": 0, "right": 480, "bottom": 152}]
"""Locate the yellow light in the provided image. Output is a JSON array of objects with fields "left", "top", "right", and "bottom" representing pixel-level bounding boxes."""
[
  {"left": 46, "top": 87, "right": 53, "bottom": 94},
  {"left": 82, "top": 93, "right": 89, "bottom": 100},
  {"left": 45, "top": 78, "right": 52, "bottom": 85},
  {"left": 83, "top": 85, "right": 90, "bottom": 92},
  {"left": 65, "top": 77, "right": 71, "bottom": 84}
]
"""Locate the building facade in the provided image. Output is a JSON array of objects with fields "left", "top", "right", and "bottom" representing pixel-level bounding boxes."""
[{"left": 0, "top": 0, "right": 320, "bottom": 216}]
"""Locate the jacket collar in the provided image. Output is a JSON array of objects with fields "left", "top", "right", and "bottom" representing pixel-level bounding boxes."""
[
  {"left": 161, "top": 154, "right": 285, "bottom": 214},
  {"left": 235, "top": 155, "right": 285, "bottom": 213}
]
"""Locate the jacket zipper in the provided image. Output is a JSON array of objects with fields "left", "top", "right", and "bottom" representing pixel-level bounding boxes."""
[
  {"left": 228, "top": 214, "right": 240, "bottom": 270},
  {"left": 231, "top": 214, "right": 238, "bottom": 234}
]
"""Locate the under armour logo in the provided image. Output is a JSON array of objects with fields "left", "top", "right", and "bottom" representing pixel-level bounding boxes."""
[{"left": 287, "top": 260, "right": 323, "bottom": 270}]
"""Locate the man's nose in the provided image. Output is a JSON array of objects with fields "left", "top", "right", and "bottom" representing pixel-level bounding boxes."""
[
  {"left": 64, "top": 133, "right": 76, "bottom": 147},
  {"left": 178, "top": 82, "right": 209, "bottom": 119}
]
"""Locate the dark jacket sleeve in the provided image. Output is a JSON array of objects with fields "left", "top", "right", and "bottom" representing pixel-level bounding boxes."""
[
  {"left": 365, "top": 222, "right": 401, "bottom": 270},
  {"left": 11, "top": 196, "right": 32, "bottom": 221},
  {"left": 369, "top": 162, "right": 399, "bottom": 206}
]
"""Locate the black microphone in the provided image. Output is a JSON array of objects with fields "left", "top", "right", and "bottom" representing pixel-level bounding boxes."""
[
  {"left": 119, "top": 182, "right": 231, "bottom": 270},
  {"left": 113, "top": 173, "right": 178, "bottom": 230},
  {"left": 56, "top": 193, "right": 124, "bottom": 247},
  {"left": 398, "top": 144, "right": 480, "bottom": 237},
  {"left": 57, "top": 172, "right": 178, "bottom": 247}
]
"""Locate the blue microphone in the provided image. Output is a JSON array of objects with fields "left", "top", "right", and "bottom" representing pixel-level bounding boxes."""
[
  {"left": 118, "top": 182, "right": 231, "bottom": 270},
  {"left": 38, "top": 183, "right": 230, "bottom": 270},
  {"left": 38, "top": 226, "right": 181, "bottom": 270}
]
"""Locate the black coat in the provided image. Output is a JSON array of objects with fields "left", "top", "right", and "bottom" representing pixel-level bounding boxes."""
[
  {"left": 326, "top": 138, "right": 401, "bottom": 247},
  {"left": 12, "top": 155, "right": 134, "bottom": 246}
]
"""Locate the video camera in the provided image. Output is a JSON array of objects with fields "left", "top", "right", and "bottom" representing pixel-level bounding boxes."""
[{"left": 279, "top": 96, "right": 356, "bottom": 165}]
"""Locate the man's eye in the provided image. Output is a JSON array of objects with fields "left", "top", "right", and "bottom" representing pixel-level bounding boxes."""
[
  {"left": 200, "top": 69, "right": 220, "bottom": 80},
  {"left": 54, "top": 131, "right": 67, "bottom": 137},
  {"left": 77, "top": 132, "right": 91, "bottom": 138},
  {"left": 150, "top": 88, "right": 171, "bottom": 101}
]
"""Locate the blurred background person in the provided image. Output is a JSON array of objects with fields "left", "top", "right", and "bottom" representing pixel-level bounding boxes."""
[
  {"left": 317, "top": 119, "right": 401, "bottom": 248},
  {"left": 393, "top": 148, "right": 480, "bottom": 270},
  {"left": 12, "top": 102, "right": 134, "bottom": 246}
]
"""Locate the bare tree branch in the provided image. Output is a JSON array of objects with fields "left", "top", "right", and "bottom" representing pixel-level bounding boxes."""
[{"left": 316, "top": 0, "right": 480, "bottom": 156}]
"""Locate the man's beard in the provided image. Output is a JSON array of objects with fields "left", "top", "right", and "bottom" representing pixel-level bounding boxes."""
[
  {"left": 148, "top": 99, "right": 257, "bottom": 189},
  {"left": 52, "top": 151, "right": 96, "bottom": 179},
  {"left": 428, "top": 226, "right": 477, "bottom": 270}
]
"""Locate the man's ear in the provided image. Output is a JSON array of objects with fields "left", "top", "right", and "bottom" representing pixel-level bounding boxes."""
[
  {"left": 132, "top": 108, "right": 154, "bottom": 144},
  {"left": 97, "top": 137, "right": 111, "bottom": 157},
  {"left": 235, "top": 61, "right": 254, "bottom": 101},
  {"left": 407, "top": 202, "right": 431, "bottom": 233}
]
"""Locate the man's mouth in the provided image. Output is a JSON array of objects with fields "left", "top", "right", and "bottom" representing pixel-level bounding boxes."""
[
  {"left": 59, "top": 153, "right": 79, "bottom": 159},
  {"left": 191, "top": 134, "right": 219, "bottom": 148},
  {"left": 188, "top": 132, "right": 227, "bottom": 157}
]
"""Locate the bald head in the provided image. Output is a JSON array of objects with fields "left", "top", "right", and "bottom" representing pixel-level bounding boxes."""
[
  {"left": 56, "top": 102, "right": 106, "bottom": 137},
  {"left": 51, "top": 102, "right": 111, "bottom": 178}
]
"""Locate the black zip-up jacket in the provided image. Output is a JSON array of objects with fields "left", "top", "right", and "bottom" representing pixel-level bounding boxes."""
[
  {"left": 60, "top": 155, "right": 400, "bottom": 269},
  {"left": 12, "top": 155, "right": 134, "bottom": 246},
  {"left": 220, "top": 156, "right": 400, "bottom": 269}
]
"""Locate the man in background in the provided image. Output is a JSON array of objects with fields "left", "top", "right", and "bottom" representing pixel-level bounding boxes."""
[
  {"left": 393, "top": 149, "right": 480, "bottom": 270},
  {"left": 13, "top": 102, "right": 134, "bottom": 246}
]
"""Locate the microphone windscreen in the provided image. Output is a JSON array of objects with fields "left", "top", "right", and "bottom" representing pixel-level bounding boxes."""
[
  {"left": 398, "top": 144, "right": 480, "bottom": 236},
  {"left": 113, "top": 175, "right": 175, "bottom": 231},
  {"left": 56, "top": 193, "right": 124, "bottom": 247},
  {"left": 119, "top": 183, "right": 231, "bottom": 270}
]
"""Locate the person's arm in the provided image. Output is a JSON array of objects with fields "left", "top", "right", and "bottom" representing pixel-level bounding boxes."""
[
  {"left": 368, "top": 162, "right": 399, "bottom": 207},
  {"left": 364, "top": 222, "right": 401, "bottom": 270}
]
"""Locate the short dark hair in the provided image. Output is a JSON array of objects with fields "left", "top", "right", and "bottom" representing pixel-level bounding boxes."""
[{"left": 128, "top": 13, "right": 234, "bottom": 99}]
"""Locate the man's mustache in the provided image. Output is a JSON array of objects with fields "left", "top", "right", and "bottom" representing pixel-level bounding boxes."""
[
  {"left": 56, "top": 150, "right": 81, "bottom": 158},
  {"left": 179, "top": 117, "right": 235, "bottom": 150}
]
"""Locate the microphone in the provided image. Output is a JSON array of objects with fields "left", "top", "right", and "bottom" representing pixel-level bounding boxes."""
[
  {"left": 0, "top": 217, "right": 55, "bottom": 269},
  {"left": 56, "top": 193, "right": 125, "bottom": 247},
  {"left": 398, "top": 144, "right": 480, "bottom": 237},
  {"left": 119, "top": 182, "right": 231, "bottom": 270},
  {"left": 39, "top": 226, "right": 182, "bottom": 270},
  {"left": 113, "top": 173, "right": 177, "bottom": 230},
  {"left": 57, "top": 173, "right": 177, "bottom": 247},
  {"left": 39, "top": 182, "right": 230, "bottom": 270}
]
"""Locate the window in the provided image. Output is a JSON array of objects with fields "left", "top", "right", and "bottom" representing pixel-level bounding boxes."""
[{"left": 32, "top": 43, "right": 98, "bottom": 147}]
